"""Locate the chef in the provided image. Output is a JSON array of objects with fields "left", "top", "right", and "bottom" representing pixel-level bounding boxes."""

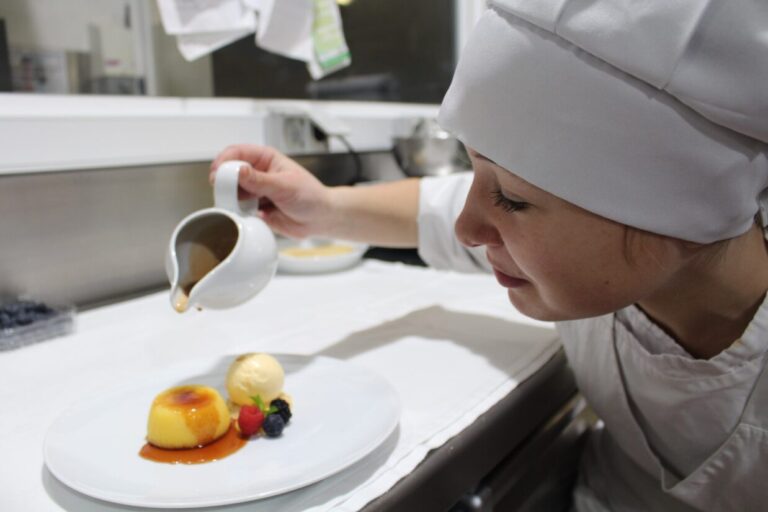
[{"left": 211, "top": 1, "right": 768, "bottom": 510}]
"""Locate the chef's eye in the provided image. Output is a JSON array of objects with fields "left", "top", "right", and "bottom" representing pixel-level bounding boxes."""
[{"left": 491, "top": 189, "right": 528, "bottom": 213}]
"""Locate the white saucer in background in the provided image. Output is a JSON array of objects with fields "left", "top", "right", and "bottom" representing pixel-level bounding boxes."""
[{"left": 277, "top": 238, "right": 368, "bottom": 274}]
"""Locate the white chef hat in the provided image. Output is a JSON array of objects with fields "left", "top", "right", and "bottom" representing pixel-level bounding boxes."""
[{"left": 438, "top": 0, "right": 768, "bottom": 243}]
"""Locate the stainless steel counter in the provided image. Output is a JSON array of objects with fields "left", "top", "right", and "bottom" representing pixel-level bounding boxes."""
[{"left": 364, "top": 349, "right": 586, "bottom": 512}]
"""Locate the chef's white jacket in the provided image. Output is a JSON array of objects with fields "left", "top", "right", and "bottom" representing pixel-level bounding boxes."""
[{"left": 417, "top": 173, "right": 768, "bottom": 512}]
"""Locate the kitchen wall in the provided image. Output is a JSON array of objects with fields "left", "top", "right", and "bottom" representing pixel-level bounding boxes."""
[
  {"left": 0, "top": 162, "right": 211, "bottom": 308},
  {"left": 0, "top": 150, "right": 401, "bottom": 309},
  {"left": 0, "top": 0, "right": 486, "bottom": 100},
  {"left": 0, "top": 0, "right": 475, "bottom": 307},
  {"left": 213, "top": 0, "right": 457, "bottom": 103},
  {"left": 0, "top": 0, "right": 212, "bottom": 96},
  {"left": 2, "top": 0, "right": 125, "bottom": 52}
]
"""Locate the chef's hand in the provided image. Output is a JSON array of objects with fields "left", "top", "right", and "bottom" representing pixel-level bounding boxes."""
[{"left": 210, "top": 144, "right": 333, "bottom": 239}]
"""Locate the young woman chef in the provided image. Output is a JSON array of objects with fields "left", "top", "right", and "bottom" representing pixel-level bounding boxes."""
[{"left": 212, "top": 1, "right": 768, "bottom": 510}]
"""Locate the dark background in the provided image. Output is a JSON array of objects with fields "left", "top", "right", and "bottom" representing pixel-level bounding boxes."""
[
  {"left": 0, "top": 20, "right": 12, "bottom": 91},
  {"left": 212, "top": 0, "right": 456, "bottom": 103}
]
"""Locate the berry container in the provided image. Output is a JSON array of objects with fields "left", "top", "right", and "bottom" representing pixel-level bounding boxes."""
[{"left": 0, "top": 299, "right": 76, "bottom": 351}]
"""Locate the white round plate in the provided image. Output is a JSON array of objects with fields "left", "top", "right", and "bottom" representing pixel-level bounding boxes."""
[
  {"left": 277, "top": 238, "right": 368, "bottom": 274},
  {"left": 44, "top": 354, "right": 400, "bottom": 508}
]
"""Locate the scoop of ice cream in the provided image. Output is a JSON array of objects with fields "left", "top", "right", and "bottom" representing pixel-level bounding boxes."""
[{"left": 226, "top": 353, "right": 285, "bottom": 406}]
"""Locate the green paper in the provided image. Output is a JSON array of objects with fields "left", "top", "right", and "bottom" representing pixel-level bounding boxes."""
[{"left": 312, "top": 0, "right": 351, "bottom": 75}]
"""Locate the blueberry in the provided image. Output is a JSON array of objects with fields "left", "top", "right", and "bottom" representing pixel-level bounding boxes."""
[
  {"left": 270, "top": 398, "right": 292, "bottom": 424},
  {"left": 262, "top": 413, "right": 285, "bottom": 438}
]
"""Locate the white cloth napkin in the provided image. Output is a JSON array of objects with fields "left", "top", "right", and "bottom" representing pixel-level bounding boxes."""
[{"left": 156, "top": 0, "right": 350, "bottom": 78}]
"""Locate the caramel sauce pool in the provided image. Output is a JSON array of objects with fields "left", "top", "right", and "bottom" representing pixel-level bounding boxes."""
[{"left": 140, "top": 420, "right": 246, "bottom": 464}]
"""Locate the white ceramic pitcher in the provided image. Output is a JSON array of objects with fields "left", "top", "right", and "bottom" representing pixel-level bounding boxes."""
[{"left": 165, "top": 160, "right": 277, "bottom": 312}]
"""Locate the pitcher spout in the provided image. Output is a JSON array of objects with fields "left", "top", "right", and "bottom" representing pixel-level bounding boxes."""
[{"left": 170, "top": 284, "right": 191, "bottom": 313}]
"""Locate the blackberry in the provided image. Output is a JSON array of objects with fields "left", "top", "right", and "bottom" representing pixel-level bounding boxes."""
[
  {"left": 0, "top": 300, "right": 57, "bottom": 330},
  {"left": 15, "top": 312, "right": 34, "bottom": 326},
  {"left": 1, "top": 303, "right": 21, "bottom": 315},
  {"left": 0, "top": 313, "right": 14, "bottom": 330},
  {"left": 270, "top": 398, "right": 292, "bottom": 423},
  {"left": 262, "top": 413, "right": 285, "bottom": 438}
]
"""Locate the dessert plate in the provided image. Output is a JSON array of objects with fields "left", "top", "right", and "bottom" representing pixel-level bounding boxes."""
[{"left": 44, "top": 354, "right": 400, "bottom": 508}]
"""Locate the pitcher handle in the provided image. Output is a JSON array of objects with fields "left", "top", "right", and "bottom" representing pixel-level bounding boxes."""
[{"left": 214, "top": 160, "right": 250, "bottom": 215}]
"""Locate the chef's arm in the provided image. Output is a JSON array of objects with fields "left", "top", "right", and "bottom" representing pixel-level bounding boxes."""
[
  {"left": 328, "top": 174, "right": 489, "bottom": 272},
  {"left": 325, "top": 179, "right": 420, "bottom": 248},
  {"left": 210, "top": 144, "right": 419, "bottom": 248}
]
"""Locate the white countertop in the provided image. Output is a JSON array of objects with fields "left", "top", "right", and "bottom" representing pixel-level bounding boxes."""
[{"left": 0, "top": 260, "right": 559, "bottom": 511}]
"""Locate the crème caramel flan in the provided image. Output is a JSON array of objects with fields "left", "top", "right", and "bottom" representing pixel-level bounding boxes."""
[{"left": 146, "top": 385, "right": 230, "bottom": 449}]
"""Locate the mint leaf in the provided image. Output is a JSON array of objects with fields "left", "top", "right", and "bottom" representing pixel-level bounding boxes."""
[
  {"left": 250, "top": 395, "right": 267, "bottom": 413},
  {"left": 249, "top": 394, "right": 280, "bottom": 415}
]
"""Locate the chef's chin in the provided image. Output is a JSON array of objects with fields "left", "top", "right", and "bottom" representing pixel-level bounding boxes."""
[{"left": 505, "top": 289, "right": 566, "bottom": 323}]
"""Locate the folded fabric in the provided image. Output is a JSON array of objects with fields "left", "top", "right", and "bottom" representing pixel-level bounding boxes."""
[{"left": 156, "top": 0, "right": 350, "bottom": 78}]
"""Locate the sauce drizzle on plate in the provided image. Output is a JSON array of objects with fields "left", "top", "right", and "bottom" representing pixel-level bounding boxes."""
[{"left": 139, "top": 421, "right": 246, "bottom": 464}]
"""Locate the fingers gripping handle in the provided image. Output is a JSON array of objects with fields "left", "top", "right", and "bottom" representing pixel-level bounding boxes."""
[{"left": 214, "top": 160, "right": 249, "bottom": 215}]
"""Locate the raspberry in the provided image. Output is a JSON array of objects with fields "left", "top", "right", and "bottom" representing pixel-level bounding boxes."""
[
  {"left": 262, "top": 413, "right": 285, "bottom": 437},
  {"left": 237, "top": 405, "right": 264, "bottom": 437},
  {"left": 270, "top": 398, "right": 292, "bottom": 424}
]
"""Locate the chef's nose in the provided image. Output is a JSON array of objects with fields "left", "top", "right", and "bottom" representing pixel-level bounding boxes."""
[{"left": 455, "top": 200, "right": 502, "bottom": 249}]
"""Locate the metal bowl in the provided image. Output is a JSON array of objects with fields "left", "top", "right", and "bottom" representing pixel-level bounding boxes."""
[
  {"left": 392, "top": 118, "right": 469, "bottom": 177},
  {"left": 392, "top": 135, "right": 464, "bottom": 177}
]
